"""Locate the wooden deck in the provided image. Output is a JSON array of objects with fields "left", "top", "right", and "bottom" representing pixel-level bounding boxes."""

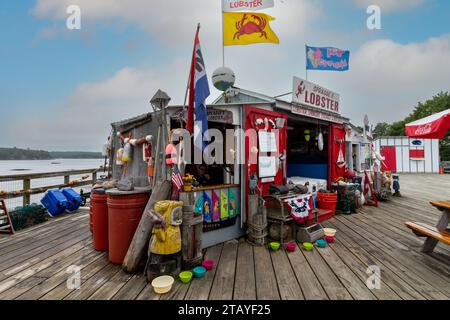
[{"left": 0, "top": 174, "right": 449, "bottom": 300}]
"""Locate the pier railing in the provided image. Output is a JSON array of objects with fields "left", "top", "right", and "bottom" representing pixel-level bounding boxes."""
[{"left": 0, "top": 168, "right": 105, "bottom": 209}]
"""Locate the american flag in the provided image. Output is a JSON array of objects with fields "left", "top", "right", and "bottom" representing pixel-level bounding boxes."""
[{"left": 171, "top": 164, "right": 184, "bottom": 190}]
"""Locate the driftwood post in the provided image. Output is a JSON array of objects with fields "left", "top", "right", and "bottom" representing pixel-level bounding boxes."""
[
  {"left": 179, "top": 191, "right": 203, "bottom": 268},
  {"left": 122, "top": 180, "right": 171, "bottom": 273}
]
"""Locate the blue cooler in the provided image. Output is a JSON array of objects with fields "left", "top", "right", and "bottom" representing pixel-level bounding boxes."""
[
  {"left": 62, "top": 188, "right": 82, "bottom": 213},
  {"left": 41, "top": 189, "right": 68, "bottom": 217}
]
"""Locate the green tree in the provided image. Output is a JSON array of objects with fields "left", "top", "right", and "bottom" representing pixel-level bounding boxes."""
[{"left": 372, "top": 122, "right": 390, "bottom": 138}]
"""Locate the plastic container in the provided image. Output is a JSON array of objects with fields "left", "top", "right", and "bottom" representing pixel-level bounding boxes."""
[
  {"left": 325, "top": 236, "right": 335, "bottom": 244},
  {"left": 318, "top": 199, "right": 337, "bottom": 214},
  {"left": 316, "top": 239, "right": 327, "bottom": 248},
  {"left": 151, "top": 275, "right": 174, "bottom": 294},
  {"left": 303, "top": 242, "right": 314, "bottom": 251},
  {"left": 269, "top": 242, "right": 281, "bottom": 251},
  {"left": 202, "top": 260, "right": 214, "bottom": 271},
  {"left": 324, "top": 228, "right": 337, "bottom": 237},
  {"left": 107, "top": 191, "right": 150, "bottom": 264},
  {"left": 284, "top": 242, "right": 297, "bottom": 252},
  {"left": 179, "top": 271, "right": 193, "bottom": 284},
  {"left": 91, "top": 189, "right": 109, "bottom": 251},
  {"left": 41, "top": 189, "right": 68, "bottom": 217},
  {"left": 193, "top": 266, "right": 207, "bottom": 278},
  {"left": 62, "top": 188, "right": 82, "bottom": 213}
]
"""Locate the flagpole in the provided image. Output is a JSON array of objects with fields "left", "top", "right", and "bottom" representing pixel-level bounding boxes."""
[{"left": 222, "top": 12, "right": 225, "bottom": 66}]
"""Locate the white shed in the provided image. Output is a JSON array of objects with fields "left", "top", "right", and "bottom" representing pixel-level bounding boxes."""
[{"left": 374, "top": 137, "right": 440, "bottom": 173}]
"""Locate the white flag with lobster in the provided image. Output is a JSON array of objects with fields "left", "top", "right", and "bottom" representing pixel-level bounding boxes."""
[{"left": 222, "top": 0, "right": 274, "bottom": 12}]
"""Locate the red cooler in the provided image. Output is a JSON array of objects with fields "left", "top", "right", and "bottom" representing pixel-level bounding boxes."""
[
  {"left": 106, "top": 189, "right": 150, "bottom": 264},
  {"left": 91, "top": 189, "right": 108, "bottom": 251}
]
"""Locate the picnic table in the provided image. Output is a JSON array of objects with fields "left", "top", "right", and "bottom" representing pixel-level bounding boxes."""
[{"left": 406, "top": 201, "right": 450, "bottom": 254}]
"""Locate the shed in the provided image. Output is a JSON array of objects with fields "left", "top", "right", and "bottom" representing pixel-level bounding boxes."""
[{"left": 373, "top": 137, "right": 440, "bottom": 173}]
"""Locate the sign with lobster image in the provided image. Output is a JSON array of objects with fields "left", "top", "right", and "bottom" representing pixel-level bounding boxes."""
[{"left": 292, "top": 76, "right": 340, "bottom": 114}]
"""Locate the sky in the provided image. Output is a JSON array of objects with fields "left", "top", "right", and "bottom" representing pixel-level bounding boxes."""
[{"left": 0, "top": 0, "right": 449, "bottom": 151}]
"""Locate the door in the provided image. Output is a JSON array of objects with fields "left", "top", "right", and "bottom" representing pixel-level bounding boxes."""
[
  {"left": 244, "top": 106, "right": 287, "bottom": 222},
  {"left": 381, "top": 146, "right": 397, "bottom": 172},
  {"left": 328, "top": 124, "right": 346, "bottom": 184}
]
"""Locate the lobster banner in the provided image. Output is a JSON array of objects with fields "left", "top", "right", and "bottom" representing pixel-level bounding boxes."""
[
  {"left": 222, "top": 0, "right": 274, "bottom": 12},
  {"left": 223, "top": 12, "right": 279, "bottom": 46}
]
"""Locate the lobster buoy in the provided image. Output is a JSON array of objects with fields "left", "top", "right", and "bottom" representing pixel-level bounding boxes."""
[
  {"left": 116, "top": 148, "right": 124, "bottom": 165},
  {"left": 165, "top": 144, "right": 178, "bottom": 166},
  {"left": 121, "top": 142, "right": 132, "bottom": 163}
]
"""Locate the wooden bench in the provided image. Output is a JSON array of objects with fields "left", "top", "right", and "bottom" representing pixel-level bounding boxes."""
[{"left": 405, "top": 200, "right": 450, "bottom": 253}]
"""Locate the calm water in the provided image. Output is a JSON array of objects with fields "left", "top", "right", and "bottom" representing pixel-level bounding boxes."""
[
  {"left": 0, "top": 159, "right": 104, "bottom": 176},
  {"left": 0, "top": 159, "right": 104, "bottom": 209}
]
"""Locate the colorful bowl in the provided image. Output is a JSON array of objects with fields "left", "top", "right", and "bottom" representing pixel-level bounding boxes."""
[
  {"left": 284, "top": 242, "right": 297, "bottom": 252},
  {"left": 316, "top": 239, "right": 327, "bottom": 248},
  {"left": 303, "top": 242, "right": 314, "bottom": 251},
  {"left": 193, "top": 266, "right": 206, "bottom": 278},
  {"left": 202, "top": 260, "right": 214, "bottom": 270},
  {"left": 179, "top": 271, "right": 193, "bottom": 284},
  {"left": 151, "top": 275, "right": 174, "bottom": 294},
  {"left": 325, "top": 236, "right": 335, "bottom": 244},
  {"left": 269, "top": 242, "right": 281, "bottom": 251},
  {"left": 324, "top": 228, "right": 337, "bottom": 237}
]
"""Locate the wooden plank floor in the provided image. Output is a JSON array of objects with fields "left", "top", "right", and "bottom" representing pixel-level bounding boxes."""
[{"left": 0, "top": 174, "right": 449, "bottom": 300}]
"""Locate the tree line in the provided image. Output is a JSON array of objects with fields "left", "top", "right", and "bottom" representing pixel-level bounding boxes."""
[{"left": 0, "top": 148, "right": 102, "bottom": 160}]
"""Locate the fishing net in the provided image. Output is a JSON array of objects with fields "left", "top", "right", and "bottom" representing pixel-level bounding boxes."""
[{"left": 10, "top": 204, "right": 48, "bottom": 231}]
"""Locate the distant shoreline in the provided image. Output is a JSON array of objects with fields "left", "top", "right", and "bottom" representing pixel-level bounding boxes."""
[{"left": 0, "top": 148, "right": 102, "bottom": 160}]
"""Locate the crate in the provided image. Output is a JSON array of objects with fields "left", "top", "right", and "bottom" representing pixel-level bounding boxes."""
[{"left": 296, "top": 223, "right": 325, "bottom": 243}]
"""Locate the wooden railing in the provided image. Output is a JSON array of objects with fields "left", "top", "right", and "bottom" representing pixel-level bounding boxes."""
[{"left": 0, "top": 168, "right": 105, "bottom": 206}]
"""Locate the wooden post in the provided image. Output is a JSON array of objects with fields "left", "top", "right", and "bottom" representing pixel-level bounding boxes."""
[
  {"left": 92, "top": 171, "right": 97, "bottom": 185},
  {"left": 64, "top": 175, "right": 70, "bottom": 185},
  {"left": 122, "top": 180, "right": 171, "bottom": 273},
  {"left": 23, "top": 178, "right": 30, "bottom": 206},
  {"left": 179, "top": 191, "right": 203, "bottom": 268}
]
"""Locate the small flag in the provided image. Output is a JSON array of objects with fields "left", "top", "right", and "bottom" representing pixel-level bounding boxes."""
[
  {"left": 171, "top": 165, "right": 184, "bottom": 191},
  {"left": 306, "top": 46, "right": 350, "bottom": 71},
  {"left": 223, "top": 12, "right": 279, "bottom": 46},
  {"left": 187, "top": 25, "right": 210, "bottom": 150},
  {"left": 222, "top": 0, "right": 274, "bottom": 12}
]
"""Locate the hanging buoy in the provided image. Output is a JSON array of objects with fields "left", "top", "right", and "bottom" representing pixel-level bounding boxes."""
[
  {"left": 318, "top": 132, "right": 324, "bottom": 151},
  {"left": 165, "top": 143, "right": 178, "bottom": 166},
  {"left": 122, "top": 143, "right": 132, "bottom": 163},
  {"left": 116, "top": 148, "right": 124, "bottom": 165}
]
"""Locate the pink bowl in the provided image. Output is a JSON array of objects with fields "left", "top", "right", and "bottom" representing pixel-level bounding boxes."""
[
  {"left": 325, "top": 236, "right": 334, "bottom": 244},
  {"left": 202, "top": 260, "right": 214, "bottom": 270},
  {"left": 284, "top": 243, "right": 297, "bottom": 252}
]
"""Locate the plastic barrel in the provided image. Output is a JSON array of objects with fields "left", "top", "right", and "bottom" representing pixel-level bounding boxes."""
[
  {"left": 107, "top": 192, "right": 149, "bottom": 264},
  {"left": 91, "top": 189, "right": 109, "bottom": 251}
]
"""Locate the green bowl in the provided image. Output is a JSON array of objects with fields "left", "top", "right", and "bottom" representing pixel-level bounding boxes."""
[
  {"left": 303, "top": 242, "right": 314, "bottom": 251},
  {"left": 269, "top": 242, "right": 281, "bottom": 251},
  {"left": 179, "top": 271, "right": 193, "bottom": 284}
]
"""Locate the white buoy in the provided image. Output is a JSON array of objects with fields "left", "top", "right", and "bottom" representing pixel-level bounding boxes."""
[{"left": 212, "top": 67, "right": 235, "bottom": 91}]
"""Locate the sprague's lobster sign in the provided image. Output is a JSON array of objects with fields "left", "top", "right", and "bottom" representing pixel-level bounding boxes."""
[{"left": 292, "top": 76, "right": 340, "bottom": 114}]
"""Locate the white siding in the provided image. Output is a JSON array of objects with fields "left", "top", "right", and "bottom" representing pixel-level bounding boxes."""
[
  {"left": 396, "top": 146, "right": 403, "bottom": 172},
  {"left": 424, "top": 139, "right": 432, "bottom": 173}
]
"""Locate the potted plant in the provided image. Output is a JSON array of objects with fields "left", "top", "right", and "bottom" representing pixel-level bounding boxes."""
[{"left": 182, "top": 174, "right": 196, "bottom": 192}]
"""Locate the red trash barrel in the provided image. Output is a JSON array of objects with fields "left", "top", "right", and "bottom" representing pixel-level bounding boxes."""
[
  {"left": 106, "top": 189, "right": 150, "bottom": 265},
  {"left": 91, "top": 189, "right": 109, "bottom": 251}
]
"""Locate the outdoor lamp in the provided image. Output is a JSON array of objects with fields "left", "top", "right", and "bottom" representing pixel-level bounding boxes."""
[{"left": 304, "top": 129, "right": 311, "bottom": 142}]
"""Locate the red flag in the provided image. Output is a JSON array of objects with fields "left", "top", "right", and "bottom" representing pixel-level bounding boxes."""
[{"left": 186, "top": 24, "right": 201, "bottom": 133}]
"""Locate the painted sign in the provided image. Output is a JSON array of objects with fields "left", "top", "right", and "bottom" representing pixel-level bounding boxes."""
[
  {"left": 410, "top": 139, "right": 424, "bottom": 147},
  {"left": 207, "top": 109, "right": 233, "bottom": 123},
  {"left": 291, "top": 104, "right": 344, "bottom": 124},
  {"left": 222, "top": 0, "right": 274, "bottom": 12},
  {"left": 306, "top": 46, "right": 350, "bottom": 71},
  {"left": 292, "top": 77, "right": 340, "bottom": 114}
]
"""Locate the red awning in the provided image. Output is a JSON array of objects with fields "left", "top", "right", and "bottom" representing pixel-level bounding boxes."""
[{"left": 405, "top": 109, "right": 450, "bottom": 139}]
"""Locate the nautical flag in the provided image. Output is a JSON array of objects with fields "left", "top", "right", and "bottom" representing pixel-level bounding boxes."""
[
  {"left": 171, "top": 164, "right": 184, "bottom": 191},
  {"left": 187, "top": 25, "right": 210, "bottom": 150},
  {"left": 222, "top": 0, "right": 274, "bottom": 12},
  {"left": 306, "top": 46, "right": 350, "bottom": 71},
  {"left": 223, "top": 12, "right": 279, "bottom": 46}
]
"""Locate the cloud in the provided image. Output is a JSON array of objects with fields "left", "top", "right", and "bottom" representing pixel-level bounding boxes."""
[
  {"left": 328, "top": 34, "right": 450, "bottom": 125},
  {"left": 354, "top": 0, "right": 425, "bottom": 12},
  {"left": 32, "top": 0, "right": 323, "bottom": 47}
]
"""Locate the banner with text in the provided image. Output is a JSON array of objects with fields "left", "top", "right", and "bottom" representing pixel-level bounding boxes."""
[
  {"left": 222, "top": 0, "right": 274, "bottom": 12},
  {"left": 292, "top": 77, "right": 340, "bottom": 114},
  {"left": 306, "top": 46, "right": 350, "bottom": 71}
]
